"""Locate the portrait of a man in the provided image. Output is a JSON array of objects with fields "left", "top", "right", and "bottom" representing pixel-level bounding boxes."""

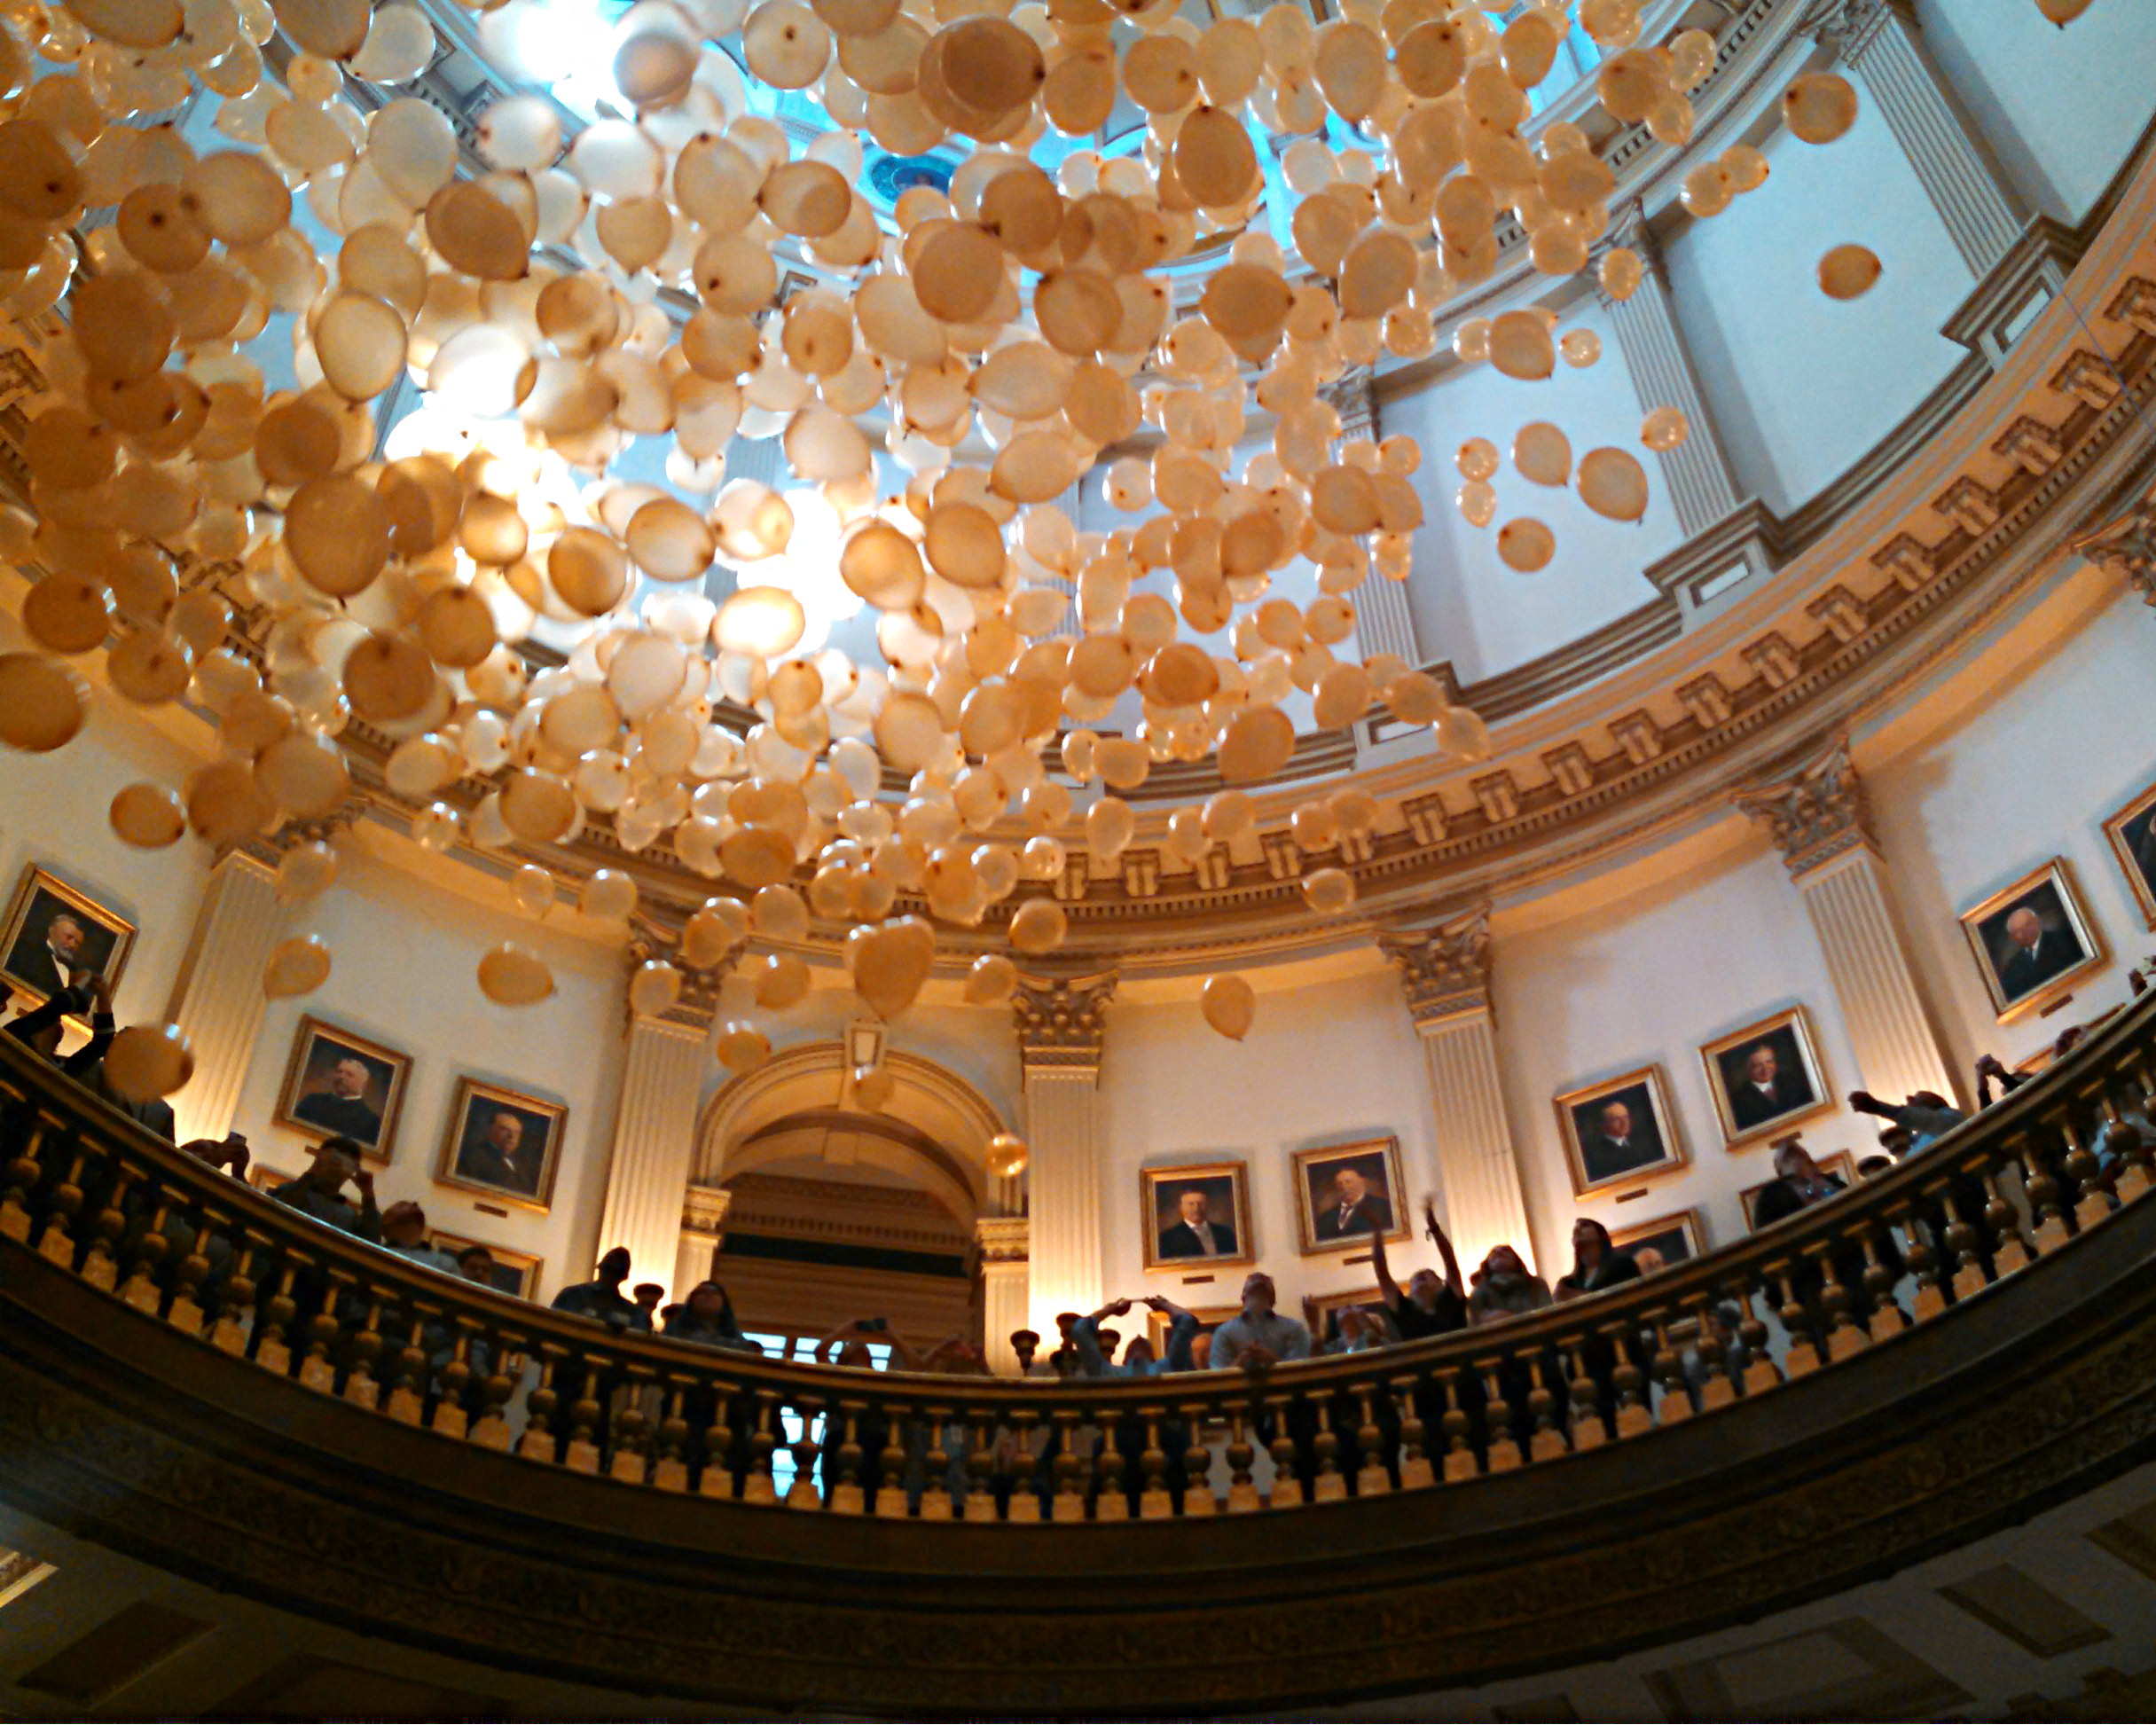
[
  {"left": 2104, "top": 780, "right": 2156, "bottom": 928},
  {"left": 1291, "top": 1136, "right": 1409, "bottom": 1255},
  {"left": 1701, "top": 1008, "right": 1830, "bottom": 1145},
  {"left": 1141, "top": 1163, "right": 1251, "bottom": 1272},
  {"left": 436, "top": 1078, "right": 567, "bottom": 1211},
  {"left": 1962, "top": 861, "right": 2103, "bottom": 1019},
  {"left": 275, "top": 1017, "right": 410, "bottom": 1158},
  {"left": 0, "top": 866, "right": 132, "bottom": 1014},
  {"left": 1611, "top": 1211, "right": 1703, "bottom": 1273},
  {"left": 1554, "top": 1067, "right": 1687, "bottom": 1197}
]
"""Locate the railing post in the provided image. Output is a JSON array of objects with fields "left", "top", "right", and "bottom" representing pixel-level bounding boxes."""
[
  {"left": 208, "top": 1228, "right": 258, "bottom": 1357},
  {"left": 1180, "top": 1400, "right": 1218, "bottom": 1514},
  {"left": 1393, "top": 1379, "right": 1434, "bottom": 1490},
  {"left": 1813, "top": 1243, "right": 1868, "bottom": 1363},
  {"left": 82, "top": 1162, "right": 130, "bottom": 1292},
  {"left": 1265, "top": 1392, "right": 1303, "bottom": 1508},
  {"left": 1225, "top": 1403, "right": 1261, "bottom": 1512},
  {"left": 741, "top": 1391, "right": 780, "bottom": 1504},
  {"left": 874, "top": 1409, "right": 909, "bottom": 1520},
  {"left": 434, "top": 1322, "right": 477, "bottom": 1438},
  {"left": 518, "top": 1345, "right": 565, "bottom": 1462},
  {"left": 1138, "top": 1409, "right": 1173, "bottom": 1518},
  {"left": 609, "top": 1364, "right": 656, "bottom": 1486},
  {"left": 383, "top": 1311, "right": 428, "bottom": 1424},
  {"left": 1481, "top": 1363, "right": 1521, "bottom": 1470},
  {"left": 920, "top": 1407, "right": 956, "bottom": 1522},
  {"left": 1647, "top": 1318, "right": 1689, "bottom": 1427},
  {"left": 2019, "top": 1130, "right": 2070, "bottom": 1257},
  {"left": 469, "top": 1329, "right": 518, "bottom": 1451},
  {"left": 653, "top": 1376, "right": 692, "bottom": 1492},
  {"left": 1983, "top": 1171, "right": 2032, "bottom": 1277},
  {"left": 1352, "top": 1385, "right": 1390, "bottom": 1494},
  {"left": 36, "top": 1149, "right": 84, "bottom": 1271},
  {"left": 255, "top": 1256, "right": 300, "bottom": 1376},
  {"left": 1862, "top": 1226, "right": 1909, "bottom": 1343},
  {"left": 0, "top": 1120, "right": 49, "bottom": 1242},
  {"left": 300, "top": 1266, "right": 350, "bottom": 1394},
  {"left": 1050, "top": 1410, "right": 1086, "bottom": 1522},
  {"left": 1006, "top": 1410, "right": 1043, "bottom": 1522},
  {"left": 167, "top": 1202, "right": 220, "bottom": 1338},
  {"left": 1438, "top": 1368, "right": 1477, "bottom": 1481},
  {"left": 342, "top": 1287, "right": 388, "bottom": 1409},
  {"left": 1566, "top": 1343, "right": 1605, "bottom": 1449},
  {"left": 120, "top": 1189, "right": 172, "bottom": 1317},
  {"left": 964, "top": 1416, "right": 999, "bottom": 1523},
  {"left": 784, "top": 1400, "right": 823, "bottom": 1509}
]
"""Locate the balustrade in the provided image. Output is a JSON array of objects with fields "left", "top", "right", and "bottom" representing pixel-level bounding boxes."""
[{"left": 6, "top": 995, "right": 2156, "bottom": 1525}]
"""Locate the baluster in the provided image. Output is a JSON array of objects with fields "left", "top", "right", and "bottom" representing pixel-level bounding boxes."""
[
  {"left": 1735, "top": 1289, "right": 1783, "bottom": 1393},
  {"left": 920, "top": 1406, "right": 956, "bottom": 1521},
  {"left": 964, "top": 1416, "right": 998, "bottom": 1522},
  {"left": 1944, "top": 1178, "right": 1991, "bottom": 1301},
  {"left": 518, "top": 1345, "right": 565, "bottom": 1462},
  {"left": 119, "top": 1188, "right": 171, "bottom": 1316},
  {"left": 1050, "top": 1409, "right": 1086, "bottom": 1522},
  {"left": 608, "top": 1364, "right": 656, "bottom": 1485},
  {"left": 167, "top": 1202, "right": 223, "bottom": 1337},
  {"left": 741, "top": 1391, "right": 780, "bottom": 1503},
  {"left": 1607, "top": 1324, "right": 1651, "bottom": 1437},
  {"left": 653, "top": 1376, "right": 693, "bottom": 1492},
  {"left": 35, "top": 1149, "right": 83, "bottom": 1269},
  {"left": 1393, "top": 1378, "right": 1434, "bottom": 1490},
  {"left": 300, "top": 1266, "right": 352, "bottom": 1393},
  {"left": 784, "top": 1399, "right": 823, "bottom": 1509},
  {"left": 1134, "top": 1409, "right": 1171, "bottom": 1518},
  {"left": 1265, "top": 1392, "right": 1303, "bottom": 1507},
  {"left": 1899, "top": 1194, "right": 1946, "bottom": 1322},
  {"left": 1438, "top": 1368, "right": 1477, "bottom": 1481},
  {"left": 1565, "top": 1342, "right": 1605, "bottom": 1450},
  {"left": 341, "top": 1285, "right": 388, "bottom": 1408},
  {"left": 827, "top": 1400, "right": 865, "bottom": 1514},
  {"left": 1481, "top": 1363, "right": 1521, "bottom": 1471},
  {"left": 562, "top": 1352, "right": 608, "bottom": 1474},
  {"left": 1005, "top": 1410, "right": 1043, "bottom": 1522},
  {"left": 0, "top": 1119, "right": 51, "bottom": 1241},
  {"left": 433, "top": 1321, "right": 477, "bottom": 1438},
  {"left": 2057, "top": 1110, "right": 2110, "bottom": 1231},
  {"left": 2112, "top": 1078, "right": 2155, "bottom": 1203},
  {"left": 1092, "top": 1411, "right": 1128, "bottom": 1522},
  {"left": 1775, "top": 1264, "right": 1823, "bottom": 1378},
  {"left": 255, "top": 1256, "right": 301, "bottom": 1376},
  {"left": 1983, "top": 1168, "right": 2032, "bottom": 1276},
  {"left": 2014, "top": 1129, "right": 2069, "bottom": 1256},
  {"left": 1685, "top": 1294, "right": 1737, "bottom": 1411},
  {"left": 208, "top": 1228, "right": 258, "bottom": 1356},
  {"left": 81, "top": 1161, "right": 130, "bottom": 1290},
  {"left": 1352, "top": 1384, "right": 1390, "bottom": 1494},
  {"left": 698, "top": 1376, "right": 739, "bottom": 1499},
  {"left": 383, "top": 1311, "right": 428, "bottom": 1424},
  {"left": 875, "top": 1405, "right": 909, "bottom": 1520},
  {"left": 1647, "top": 1317, "right": 1688, "bottom": 1427},
  {"left": 1526, "top": 1353, "right": 1567, "bottom": 1458},
  {"left": 1813, "top": 1242, "right": 1866, "bottom": 1362},
  {"left": 1180, "top": 1400, "right": 1218, "bottom": 1515},
  {"left": 469, "top": 1328, "right": 518, "bottom": 1451},
  {"left": 1224, "top": 1401, "right": 1261, "bottom": 1512},
  {"left": 1308, "top": 1396, "right": 1345, "bottom": 1503},
  {"left": 1862, "top": 1224, "right": 1909, "bottom": 1343}
]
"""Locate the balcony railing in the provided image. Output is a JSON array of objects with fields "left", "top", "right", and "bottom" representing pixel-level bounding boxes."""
[{"left": 4, "top": 994, "right": 2156, "bottom": 1527}]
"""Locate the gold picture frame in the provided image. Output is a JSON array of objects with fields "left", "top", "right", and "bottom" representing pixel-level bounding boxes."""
[
  {"left": 1143, "top": 1303, "right": 1241, "bottom": 1364},
  {"left": 434, "top": 1076, "right": 568, "bottom": 1213},
  {"left": 1290, "top": 1134, "right": 1410, "bottom": 1256},
  {"left": 1959, "top": 858, "right": 2106, "bottom": 1023},
  {"left": 2103, "top": 776, "right": 2156, "bottom": 929},
  {"left": 1304, "top": 1285, "right": 1388, "bottom": 1345},
  {"left": 428, "top": 1228, "right": 544, "bottom": 1300},
  {"left": 0, "top": 864, "right": 135, "bottom": 1027},
  {"left": 272, "top": 1015, "right": 412, "bottom": 1164},
  {"left": 1740, "top": 1150, "right": 1860, "bottom": 1232},
  {"left": 1553, "top": 1064, "right": 1688, "bottom": 1198},
  {"left": 1610, "top": 1209, "right": 1705, "bottom": 1273},
  {"left": 1140, "top": 1160, "right": 1254, "bottom": 1273},
  {"left": 1698, "top": 1006, "right": 1833, "bottom": 1149}
]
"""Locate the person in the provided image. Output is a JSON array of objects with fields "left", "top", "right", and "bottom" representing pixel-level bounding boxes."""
[
  {"left": 294, "top": 1055, "right": 383, "bottom": 1144},
  {"left": 1554, "top": 1219, "right": 1641, "bottom": 1300},
  {"left": 1973, "top": 1052, "right": 2029, "bottom": 1109},
  {"left": 551, "top": 1247, "right": 650, "bottom": 1329},
  {"left": 1998, "top": 905, "right": 2079, "bottom": 1000},
  {"left": 86, "top": 1055, "right": 176, "bottom": 1141},
  {"left": 1752, "top": 1139, "right": 1900, "bottom": 1325},
  {"left": 632, "top": 1282, "right": 665, "bottom": 1327},
  {"left": 457, "top": 1106, "right": 544, "bottom": 1196},
  {"left": 1633, "top": 1245, "right": 1668, "bottom": 1275},
  {"left": 1074, "top": 1296, "right": 1199, "bottom": 1377},
  {"left": 1578, "top": 1098, "right": 1663, "bottom": 1185},
  {"left": 15, "top": 910, "right": 86, "bottom": 1000},
  {"left": 7, "top": 968, "right": 112, "bottom": 1075},
  {"left": 1322, "top": 1306, "right": 1393, "bottom": 1354},
  {"left": 267, "top": 1136, "right": 381, "bottom": 1243},
  {"left": 1369, "top": 1200, "right": 1467, "bottom": 1339},
  {"left": 1467, "top": 1245, "right": 1552, "bottom": 1326},
  {"left": 1729, "top": 1041, "right": 1810, "bottom": 1129},
  {"left": 379, "top": 1200, "right": 459, "bottom": 1274},
  {"left": 1313, "top": 1164, "right": 1394, "bottom": 1241},
  {"left": 455, "top": 1243, "right": 501, "bottom": 1288},
  {"left": 1848, "top": 1089, "right": 1967, "bottom": 1152},
  {"left": 662, "top": 1281, "right": 749, "bottom": 1351},
  {"left": 183, "top": 1132, "right": 250, "bottom": 1180},
  {"left": 1156, "top": 1187, "right": 1236, "bottom": 1258},
  {"left": 1207, "top": 1272, "right": 1312, "bottom": 1369}
]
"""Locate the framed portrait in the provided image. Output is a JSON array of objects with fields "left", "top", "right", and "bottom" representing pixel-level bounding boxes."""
[
  {"left": 1739, "top": 1150, "right": 1859, "bottom": 1232},
  {"left": 428, "top": 1228, "right": 543, "bottom": 1300},
  {"left": 1140, "top": 1160, "right": 1253, "bottom": 1273},
  {"left": 434, "top": 1077, "right": 567, "bottom": 1212},
  {"left": 273, "top": 1015, "right": 412, "bottom": 1163},
  {"left": 1305, "top": 1285, "right": 1388, "bottom": 1345},
  {"left": 1960, "top": 859, "right": 2105, "bottom": 1022},
  {"left": 1144, "top": 1303, "right": 1241, "bottom": 1365},
  {"left": 247, "top": 1164, "right": 296, "bottom": 1195},
  {"left": 0, "top": 866, "right": 134, "bottom": 1022},
  {"left": 2103, "top": 778, "right": 2156, "bottom": 929},
  {"left": 1553, "top": 1065, "right": 1688, "bottom": 1197},
  {"left": 1291, "top": 1135, "right": 1410, "bottom": 1256},
  {"left": 1611, "top": 1210, "right": 1705, "bottom": 1275},
  {"left": 1698, "top": 1007, "right": 1832, "bottom": 1148}
]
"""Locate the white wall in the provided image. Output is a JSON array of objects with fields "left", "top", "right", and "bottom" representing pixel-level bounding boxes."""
[
  {"left": 1917, "top": 0, "right": 2154, "bottom": 223},
  {"left": 1666, "top": 112, "right": 1973, "bottom": 518}
]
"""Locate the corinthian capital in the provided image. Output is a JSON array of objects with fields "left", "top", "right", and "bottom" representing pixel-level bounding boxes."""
[
  {"left": 1799, "top": 0, "right": 1908, "bottom": 60},
  {"left": 2073, "top": 480, "right": 2156, "bottom": 608},
  {"left": 1734, "top": 735, "right": 1872, "bottom": 879},
  {"left": 1377, "top": 906, "right": 1493, "bottom": 1029},
  {"left": 1012, "top": 968, "right": 1118, "bottom": 1078}
]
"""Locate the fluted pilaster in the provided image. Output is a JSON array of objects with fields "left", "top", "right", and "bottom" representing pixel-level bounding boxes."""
[
  {"left": 1012, "top": 969, "right": 1116, "bottom": 1332},
  {"left": 596, "top": 1006, "right": 710, "bottom": 1297},
  {"left": 1737, "top": 737, "right": 1957, "bottom": 1104},
  {"left": 165, "top": 851, "right": 285, "bottom": 1144},
  {"left": 1595, "top": 204, "right": 1743, "bottom": 536},
  {"left": 976, "top": 1213, "right": 1031, "bottom": 1375},
  {"left": 675, "top": 1184, "right": 731, "bottom": 1299},
  {"left": 1377, "top": 909, "right": 1538, "bottom": 1274}
]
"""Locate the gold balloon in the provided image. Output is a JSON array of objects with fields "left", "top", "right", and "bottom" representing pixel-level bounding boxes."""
[
  {"left": 263, "top": 934, "right": 332, "bottom": 999},
  {"left": 104, "top": 1023, "right": 194, "bottom": 1103},
  {"left": 1301, "top": 867, "right": 1356, "bottom": 914},
  {"left": 629, "top": 959, "right": 683, "bottom": 1017},
  {"left": 716, "top": 1021, "right": 772, "bottom": 1072},
  {"left": 580, "top": 867, "right": 638, "bottom": 921},
  {"left": 110, "top": 782, "right": 185, "bottom": 848},
  {"left": 1200, "top": 973, "right": 1256, "bottom": 1042},
  {"left": 1818, "top": 243, "right": 1882, "bottom": 302},
  {"left": 275, "top": 840, "right": 338, "bottom": 905},
  {"left": 1577, "top": 448, "right": 1651, "bottom": 523},
  {"left": 0, "top": 652, "right": 89, "bottom": 752},
  {"left": 478, "top": 942, "right": 556, "bottom": 1007},
  {"left": 984, "top": 1131, "right": 1028, "bottom": 1180},
  {"left": 1783, "top": 72, "right": 1858, "bottom": 145}
]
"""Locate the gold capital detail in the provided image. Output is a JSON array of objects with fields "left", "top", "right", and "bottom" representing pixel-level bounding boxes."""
[
  {"left": 1377, "top": 906, "right": 1493, "bottom": 1029},
  {"left": 1011, "top": 970, "right": 1118, "bottom": 1077},
  {"left": 1733, "top": 735, "right": 1872, "bottom": 879}
]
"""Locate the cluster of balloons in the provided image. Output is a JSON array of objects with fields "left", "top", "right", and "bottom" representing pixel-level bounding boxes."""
[{"left": 0, "top": 0, "right": 1999, "bottom": 1056}]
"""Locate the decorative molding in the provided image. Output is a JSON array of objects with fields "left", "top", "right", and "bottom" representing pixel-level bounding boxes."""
[
  {"left": 681, "top": 1184, "right": 732, "bottom": 1235},
  {"left": 1733, "top": 735, "right": 1871, "bottom": 879},
  {"left": 974, "top": 1214, "right": 1030, "bottom": 1264},
  {"left": 1378, "top": 906, "right": 1494, "bottom": 1026},
  {"left": 1010, "top": 970, "right": 1118, "bottom": 1078},
  {"left": 2072, "top": 478, "right": 2156, "bottom": 607}
]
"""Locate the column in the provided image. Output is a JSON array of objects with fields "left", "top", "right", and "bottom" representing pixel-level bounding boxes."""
[
  {"left": 1376, "top": 909, "right": 1539, "bottom": 1275},
  {"left": 675, "top": 1184, "right": 731, "bottom": 1298},
  {"left": 976, "top": 1214, "right": 1031, "bottom": 1375},
  {"left": 1736, "top": 736, "right": 1959, "bottom": 1104},
  {"left": 164, "top": 849, "right": 286, "bottom": 1144},
  {"left": 1806, "top": 0, "right": 2022, "bottom": 278},
  {"left": 1326, "top": 370, "right": 1420, "bottom": 667},
  {"left": 1010, "top": 969, "right": 1117, "bottom": 1337},
  {"left": 1595, "top": 201, "right": 1743, "bottom": 538},
  {"left": 594, "top": 968, "right": 715, "bottom": 1298}
]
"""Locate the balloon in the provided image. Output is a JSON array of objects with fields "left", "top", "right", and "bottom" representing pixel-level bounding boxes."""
[
  {"left": 753, "top": 952, "right": 811, "bottom": 1009},
  {"left": 1642, "top": 406, "right": 1690, "bottom": 452},
  {"left": 263, "top": 935, "right": 332, "bottom": 999},
  {"left": 512, "top": 863, "right": 556, "bottom": 919},
  {"left": 478, "top": 943, "right": 555, "bottom": 1006},
  {"left": 1008, "top": 898, "right": 1068, "bottom": 954},
  {"left": 110, "top": 782, "right": 185, "bottom": 848},
  {"left": 630, "top": 959, "right": 683, "bottom": 1017},
  {"left": 275, "top": 841, "right": 338, "bottom": 905},
  {"left": 1577, "top": 448, "right": 1650, "bottom": 523},
  {"left": 1301, "top": 867, "right": 1356, "bottom": 914},
  {"left": 105, "top": 1023, "right": 194, "bottom": 1102},
  {"left": 716, "top": 1021, "right": 772, "bottom": 1072},
  {"left": 847, "top": 914, "right": 934, "bottom": 1018},
  {"left": 965, "top": 953, "right": 1018, "bottom": 1006},
  {"left": 1201, "top": 973, "right": 1256, "bottom": 1041},
  {"left": 1513, "top": 422, "right": 1572, "bottom": 487},
  {"left": 985, "top": 1131, "right": 1029, "bottom": 1180},
  {"left": 1498, "top": 519, "right": 1556, "bottom": 572},
  {"left": 0, "top": 652, "right": 89, "bottom": 752},
  {"left": 684, "top": 897, "right": 749, "bottom": 966},
  {"left": 581, "top": 867, "right": 638, "bottom": 921},
  {"left": 1818, "top": 244, "right": 1882, "bottom": 301},
  {"left": 1783, "top": 73, "right": 1857, "bottom": 145},
  {"left": 1488, "top": 310, "right": 1554, "bottom": 381}
]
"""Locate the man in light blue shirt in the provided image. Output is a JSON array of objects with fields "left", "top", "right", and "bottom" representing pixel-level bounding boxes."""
[{"left": 1206, "top": 1272, "right": 1313, "bottom": 1370}]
